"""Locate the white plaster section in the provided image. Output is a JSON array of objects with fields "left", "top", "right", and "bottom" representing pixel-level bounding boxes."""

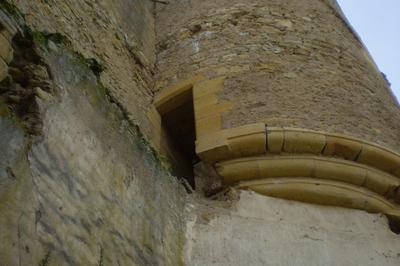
[{"left": 186, "top": 191, "right": 400, "bottom": 266}]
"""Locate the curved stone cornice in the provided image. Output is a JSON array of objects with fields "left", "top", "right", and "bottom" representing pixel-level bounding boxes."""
[
  {"left": 235, "top": 178, "right": 400, "bottom": 217},
  {"left": 198, "top": 125, "right": 400, "bottom": 216},
  {"left": 268, "top": 127, "right": 400, "bottom": 178},
  {"left": 216, "top": 155, "right": 400, "bottom": 199},
  {"left": 197, "top": 125, "right": 400, "bottom": 179}
]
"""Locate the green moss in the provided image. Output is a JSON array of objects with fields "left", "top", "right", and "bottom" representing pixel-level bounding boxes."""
[
  {"left": 29, "top": 30, "right": 71, "bottom": 47},
  {"left": 30, "top": 31, "right": 47, "bottom": 46},
  {"left": 38, "top": 250, "right": 51, "bottom": 266},
  {"left": 29, "top": 29, "right": 174, "bottom": 174}
]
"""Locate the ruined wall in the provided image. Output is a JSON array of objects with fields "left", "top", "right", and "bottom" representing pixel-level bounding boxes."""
[
  {"left": 186, "top": 191, "right": 400, "bottom": 265},
  {"left": 0, "top": 2, "right": 187, "bottom": 265},
  {"left": 0, "top": 0, "right": 399, "bottom": 265},
  {"left": 11, "top": 0, "right": 157, "bottom": 137},
  {"left": 156, "top": 0, "right": 400, "bottom": 151}
]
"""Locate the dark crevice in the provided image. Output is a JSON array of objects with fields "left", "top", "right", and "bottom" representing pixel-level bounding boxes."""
[
  {"left": 353, "top": 147, "right": 363, "bottom": 161},
  {"left": 161, "top": 90, "right": 198, "bottom": 190},
  {"left": 320, "top": 142, "right": 328, "bottom": 154},
  {"left": 387, "top": 215, "right": 400, "bottom": 235},
  {"left": 0, "top": 30, "right": 53, "bottom": 136}
]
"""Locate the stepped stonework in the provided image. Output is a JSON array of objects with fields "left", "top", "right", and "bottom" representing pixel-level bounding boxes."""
[{"left": 0, "top": 0, "right": 399, "bottom": 265}]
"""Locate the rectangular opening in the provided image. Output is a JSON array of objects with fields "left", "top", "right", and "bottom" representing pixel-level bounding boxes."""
[{"left": 157, "top": 88, "right": 198, "bottom": 189}]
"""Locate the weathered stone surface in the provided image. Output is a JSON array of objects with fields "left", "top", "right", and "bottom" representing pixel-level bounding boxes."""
[
  {"left": 186, "top": 191, "right": 400, "bottom": 265},
  {"left": 10, "top": 0, "right": 157, "bottom": 137},
  {"left": 1, "top": 1, "right": 399, "bottom": 265},
  {"left": 156, "top": 0, "right": 400, "bottom": 151},
  {"left": 0, "top": 117, "right": 34, "bottom": 265},
  {"left": 0, "top": 35, "right": 187, "bottom": 265}
]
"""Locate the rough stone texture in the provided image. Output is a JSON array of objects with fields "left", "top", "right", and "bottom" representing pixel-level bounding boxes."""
[
  {"left": 156, "top": 0, "right": 400, "bottom": 151},
  {"left": 1, "top": 1, "right": 400, "bottom": 265},
  {"left": 11, "top": 0, "right": 157, "bottom": 137},
  {"left": 186, "top": 190, "right": 400, "bottom": 266},
  {"left": 0, "top": 31, "right": 187, "bottom": 265}
]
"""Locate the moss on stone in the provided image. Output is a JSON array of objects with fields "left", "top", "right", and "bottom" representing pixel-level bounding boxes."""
[
  {"left": 31, "top": 31, "right": 174, "bottom": 174},
  {"left": 38, "top": 250, "right": 51, "bottom": 266},
  {"left": 29, "top": 30, "right": 71, "bottom": 48}
]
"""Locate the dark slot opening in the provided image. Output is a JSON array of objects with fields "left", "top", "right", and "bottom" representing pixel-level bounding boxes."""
[
  {"left": 161, "top": 90, "right": 198, "bottom": 189},
  {"left": 387, "top": 215, "right": 400, "bottom": 235}
]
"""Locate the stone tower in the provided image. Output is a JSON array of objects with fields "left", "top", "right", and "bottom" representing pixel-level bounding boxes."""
[{"left": 0, "top": 0, "right": 399, "bottom": 265}]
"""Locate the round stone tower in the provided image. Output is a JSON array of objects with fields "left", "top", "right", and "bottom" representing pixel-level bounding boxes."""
[{"left": 153, "top": 0, "right": 400, "bottom": 218}]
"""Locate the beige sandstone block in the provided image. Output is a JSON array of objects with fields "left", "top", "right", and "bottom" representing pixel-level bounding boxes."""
[
  {"left": 196, "top": 131, "right": 229, "bottom": 162},
  {"left": 227, "top": 123, "right": 266, "bottom": 158},
  {"left": 259, "top": 157, "right": 314, "bottom": 178},
  {"left": 195, "top": 115, "right": 222, "bottom": 137},
  {"left": 364, "top": 170, "right": 400, "bottom": 197},
  {"left": 283, "top": 129, "right": 326, "bottom": 154},
  {"left": 323, "top": 135, "right": 362, "bottom": 160},
  {"left": 226, "top": 123, "right": 265, "bottom": 139},
  {"left": 267, "top": 127, "right": 284, "bottom": 153},
  {"left": 228, "top": 132, "right": 265, "bottom": 158},
  {"left": 357, "top": 143, "right": 400, "bottom": 178},
  {"left": 216, "top": 158, "right": 260, "bottom": 184},
  {"left": 194, "top": 94, "right": 218, "bottom": 111},
  {"left": 194, "top": 101, "right": 233, "bottom": 120},
  {"left": 192, "top": 76, "right": 225, "bottom": 100},
  {"left": 313, "top": 158, "right": 366, "bottom": 186}
]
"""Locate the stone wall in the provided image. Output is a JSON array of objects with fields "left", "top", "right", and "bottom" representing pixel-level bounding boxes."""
[
  {"left": 10, "top": 0, "right": 157, "bottom": 137},
  {"left": 0, "top": 3, "right": 187, "bottom": 265},
  {"left": 156, "top": 0, "right": 400, "bottom": 151},
  {"left": 186, "top": 190, "right": 400, "bottom": 265},
  {"left": 1, "top": 1, "right": 399, "bottom": 265}
]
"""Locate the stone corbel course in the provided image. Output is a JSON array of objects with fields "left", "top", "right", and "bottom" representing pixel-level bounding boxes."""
[
  {"left": 216, "top": 155, "right": 400, "bottom": 198},
  {"left": 266, "top": 127, "right": 400, "bottom": 178},
  {"left": 196, "top": 123, "right": 266, "bottom": 162},
  {"left": 206, "top": 126, "right": 400, "bottom": 217},
  {"left": 235, "top": 178, "right": 400, "bottom": 217},
  {"left": 198, "top": 126, "right": 400, "bottom": 180},
  {"left": 201, "top": 126, "right": 400, "bottom": 215}
]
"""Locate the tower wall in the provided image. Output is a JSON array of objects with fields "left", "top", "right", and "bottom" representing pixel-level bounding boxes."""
[
  {"left": 0, "top": 0, "right": 399, "bottom": 265},
  {"left": 154, "top": 0, "right": 400, "bottom": 221},
  {"left": 156, "top": 0, "right": 400, "bottom": 150}
]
